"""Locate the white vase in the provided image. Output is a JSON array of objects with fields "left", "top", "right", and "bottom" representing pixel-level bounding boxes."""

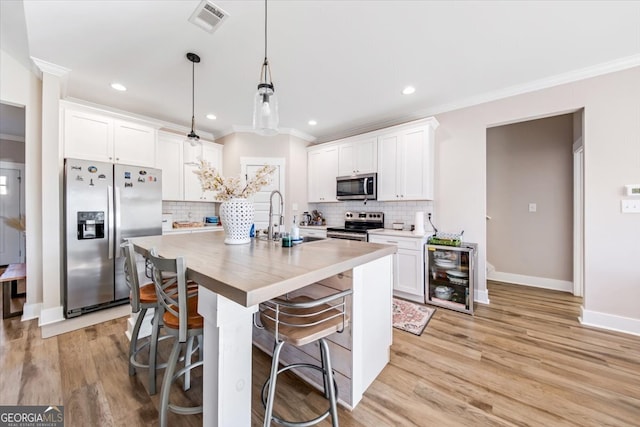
[{"left": 219, "top": 198, "right": 254, "bottom": 245}]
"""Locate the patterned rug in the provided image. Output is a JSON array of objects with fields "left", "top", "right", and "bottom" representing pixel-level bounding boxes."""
[{"left": 392, "top": 298, "right": 436, "bottom": 336}]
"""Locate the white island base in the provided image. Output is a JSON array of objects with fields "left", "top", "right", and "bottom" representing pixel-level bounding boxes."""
[{"left": 197, "top": 255, "right": 393, "bottom": 426}]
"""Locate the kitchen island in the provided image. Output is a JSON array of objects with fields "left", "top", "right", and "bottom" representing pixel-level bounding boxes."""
[{"left": 130, "top": 232, "right": 396, "bottom": 426}]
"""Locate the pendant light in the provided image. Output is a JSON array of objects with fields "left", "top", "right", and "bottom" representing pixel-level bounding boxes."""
[
  {"left": 252, "top": 0, "right": 279, "bottom": 136},
  {"left": 186, "top": 52, "right": 201, "bottom": 146}
]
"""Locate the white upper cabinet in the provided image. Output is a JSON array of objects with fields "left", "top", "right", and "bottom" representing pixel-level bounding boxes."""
[
  {"left": 337, "top": 137, "right": 377, "bottom": 176},
  {"left": 156, "top": 132, "right": 184, "bottom": 200},
  {"left": 184, "top": 141, "right": 223, "bottom": 202},
  {"left": 308, "top": 145, "right": 339, "bottom": 203},
  {"left": 377, "top": 119, "right": 438, "bottom": 201},
  {"left": 63, "top": 104, "right": 157, "bottom": 167},
  {"left": 156, "top": 132, "right": 223, "bottom": 202}
]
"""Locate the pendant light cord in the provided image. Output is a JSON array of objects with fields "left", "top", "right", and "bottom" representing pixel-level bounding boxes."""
[
  {"left": 191, "top": 59, "right": 195, "bottom": 123},
  {"left": 264, "top": 0, "right": 268, "bottom": 62}
]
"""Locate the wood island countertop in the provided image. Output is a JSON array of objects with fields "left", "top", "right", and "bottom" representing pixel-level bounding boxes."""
[{"left": 130, "top": 232, "right": 396, "bottom": 307}]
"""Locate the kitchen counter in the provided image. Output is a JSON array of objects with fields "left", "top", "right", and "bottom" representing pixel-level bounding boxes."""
[
  {"left": 368, "top": 228, "right": 432, "bottom": 238},
  {"left": 130, "top": 232, "right": 395, "bottom": 425},
  {"left": 163, "top": 225, "right": 224, "bottom": 234},
  {"left": 298, "top": 224, "right": 328, "bottom": 229}
]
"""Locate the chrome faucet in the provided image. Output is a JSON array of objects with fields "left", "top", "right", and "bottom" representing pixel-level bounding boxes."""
[{"left": 268, "top": 190, "right": 284, "bottom": 240}]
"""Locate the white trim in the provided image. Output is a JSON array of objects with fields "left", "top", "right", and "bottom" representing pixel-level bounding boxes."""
[
  {"left": 21, "top": 302, "right": 41, "bottom": 321},
  {"left": 0, "top": 133, "right": 25, "bottom": 142},
  {"left": 573, "top": 144, "right": 584, "bottom": 297},
  {"left": 475, "top": 288, "right": 490, "bottom": 305},
  {"left": 225, "top": 125, "right": 317, "bottom": 142},
  {"left": 488, "top": 271, "right": 573, "bottom": 293},
  {"left": 580, "top": 307, "right": 640, "bottom": 337},
  {"left": 38, "top": 305, "right": 65, "bottom": 327},
  {"left": 31, "top": 57, "right": 71, "bottom": 77},
  {"left": 41, "top": 304, "right": 131, "bottom": 338}
]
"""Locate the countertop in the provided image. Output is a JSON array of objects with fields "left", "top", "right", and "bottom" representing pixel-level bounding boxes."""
[
  {"left": 130, "top": 232, "right": 396, "bottom": 307},
  {"left": 298, "top": 224, "right": 328, "bottom": 229},
  {"left": 368, "top": 228, "right": 432, "bottom": 238},
  {"left": 163, "top": 225, "right": 224, "bottom": 233}
]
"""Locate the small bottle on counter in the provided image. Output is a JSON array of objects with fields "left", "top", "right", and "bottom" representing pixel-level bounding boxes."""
[{"left": 291, "top": 216, "right": 300, "bottom": 240}]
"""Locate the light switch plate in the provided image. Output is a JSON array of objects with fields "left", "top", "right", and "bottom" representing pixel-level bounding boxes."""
[
  {"left": 621, "top": 199, "right": 640, "bottom": 213},
  {"left": 528, "top": 203, "right": 537, "bottom": 212}
]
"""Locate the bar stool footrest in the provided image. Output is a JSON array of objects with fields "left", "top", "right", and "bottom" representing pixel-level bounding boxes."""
[{"left": 261, "top": 362, "right": 338, "bottom": 427}]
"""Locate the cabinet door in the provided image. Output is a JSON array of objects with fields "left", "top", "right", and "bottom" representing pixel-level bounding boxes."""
[
  {"left": 399, "top": 127, "right": 433, "bottom": 200},
  {"left": 353, "top": 137, "right": 377, "bottom": 174},
  {"left": 338, "top": 137, "right": 377, "bottom": 176},
  {"left": 396, "top": 248, "right": 424, "bottom": 298},
  {"left": 156, "top": 133, "right": 183, "bottom": 200},
  {"left": 64, "top": 109, "right": 114, "bottom": 162},
  {"left": 376, "top": 133, "right": 399, "bottom": 201},
  {"left": 337, "top": 143, "right": 355, "bottom": 176},
  {"left": 199, "top": 142, "right": 223, "bottom": 201},
  {"left": 113, "top": 120, "right": 156, "bottom": 167},
  {"left": 308, "top": 146, "right": 338, "bottom": 202}
]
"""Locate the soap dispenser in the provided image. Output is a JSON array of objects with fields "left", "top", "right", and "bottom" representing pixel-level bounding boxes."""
[{"left": 291, "top": 216, "right": 300, "bottom": 240}]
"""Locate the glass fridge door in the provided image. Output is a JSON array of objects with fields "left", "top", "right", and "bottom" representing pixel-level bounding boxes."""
[{"left": 426, "top": 245, "right": 473, "bottom": 314}]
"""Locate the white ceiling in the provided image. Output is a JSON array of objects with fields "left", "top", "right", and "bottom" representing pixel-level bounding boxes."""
[{"left": 2, "top": 1, "right": 640, "bottom": 142}]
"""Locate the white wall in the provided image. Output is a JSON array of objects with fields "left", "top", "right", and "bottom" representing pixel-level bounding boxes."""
[
  {"left": 220, "top": 132, "right": 310, "bottom": 228},
  {"left": 487, "top": 114, "right": 574, "bottom": 282},
  {"left": 0, "top": 49, "right": 43, "bottom": 318},
  {"left": 435, "top": 66, "right": 640, "bottom": 334}
]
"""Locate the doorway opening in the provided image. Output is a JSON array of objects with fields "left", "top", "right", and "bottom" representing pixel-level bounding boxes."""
[{"left": 486, "top": 110, "right": 584, "bottom": 299}]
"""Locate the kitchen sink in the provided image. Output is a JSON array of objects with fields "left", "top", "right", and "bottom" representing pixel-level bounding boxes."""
[{"left": 294, "top": 236, "right": 325, "bottom": 244}]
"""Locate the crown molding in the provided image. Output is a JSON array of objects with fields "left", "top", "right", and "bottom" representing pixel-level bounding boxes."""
[
  {"left": 31, "top": 57, "right": 71, "bottom": 77},
  {"left": 222, "top": 125, "right": 317, "bottom": 142}
]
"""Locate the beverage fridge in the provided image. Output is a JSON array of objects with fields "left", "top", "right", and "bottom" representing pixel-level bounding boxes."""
[{"left": 64, "top": 158, "right": 162, "bottom": 318}]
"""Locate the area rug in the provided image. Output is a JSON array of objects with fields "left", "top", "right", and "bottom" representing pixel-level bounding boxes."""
[{"left": 392, "top": 298, "right": 435, "bottom": 336}]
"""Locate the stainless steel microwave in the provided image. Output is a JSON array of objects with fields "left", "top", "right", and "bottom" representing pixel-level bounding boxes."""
[{"left": 336, "top": 173, "right": 377, "bottom": 200}]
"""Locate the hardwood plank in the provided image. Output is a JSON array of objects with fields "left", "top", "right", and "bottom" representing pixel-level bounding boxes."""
[{"left": 3, "top": 281, "right": 639, "bottom": 427}]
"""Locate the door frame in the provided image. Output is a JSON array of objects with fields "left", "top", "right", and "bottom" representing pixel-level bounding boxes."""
[
  {"left": 0, "top": 160, "right": 26, "bottom": 264},
  {"left": 573, "top": 140, "right": 584, "bottom": 297}
]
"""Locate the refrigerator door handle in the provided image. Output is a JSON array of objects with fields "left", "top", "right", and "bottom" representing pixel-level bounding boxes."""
[
  {"left": 115, "top": 185, "right": 122, "bottom": 256},
  {"left": 108, "top": 185, "right": 114, "bottom": 259}
]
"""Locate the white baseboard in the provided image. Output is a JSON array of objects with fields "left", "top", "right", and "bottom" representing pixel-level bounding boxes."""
[
  {"left": 488, "top": 271, "right": 572, "bottom": 293},
  {"left": 41, "top": 304, "right": 131, "bottom": 338},
  {"left": 39, "top": 305, "right": 65, "bottom": 326},
  {"left": 580, "top": 307, "right": 640, "bottom": 337},
  {"left": 475, "top": 288, "right": 490, "bottom": 305},
  {"left": 21, "top": 302, "right": 41, "bottom": 321}
]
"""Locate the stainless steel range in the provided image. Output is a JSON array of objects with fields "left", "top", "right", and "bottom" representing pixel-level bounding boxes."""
[{"left": 326, "top": 212, "right": 384, "bottom": 241}]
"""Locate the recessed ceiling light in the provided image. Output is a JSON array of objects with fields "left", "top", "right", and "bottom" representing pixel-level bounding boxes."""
[
  {"left": 206, "top": 114, "right": 217, "bottom": 120},
  {"left": 110, "top": 82, "right": 127, "bottom": 92},
  {"left": 308, "top": 120, "right": 317, "bottom": 126},
  {"left": 402, "top": 86, "right": 416, "bottom": 95}
]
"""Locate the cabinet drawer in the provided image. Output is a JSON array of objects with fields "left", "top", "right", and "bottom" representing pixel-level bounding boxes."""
[{"left": 369, "top": 235, "right": 422, "bottom": 251}]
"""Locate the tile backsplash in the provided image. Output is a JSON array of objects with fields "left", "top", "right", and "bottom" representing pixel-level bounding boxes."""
[
  {"left": 308, "top": 200, "right": 434, "bottom": 231},
  {"left": 162, "top": 201, "right": 218, "bottom": 222}
]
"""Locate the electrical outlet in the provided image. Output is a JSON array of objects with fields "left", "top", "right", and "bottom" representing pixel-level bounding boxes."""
[
  {"left": 528, "top": 203, "right": 537, "bottom": 213},
  {"left": 621, "top": 199, "right": 640, "bottom": 213}
]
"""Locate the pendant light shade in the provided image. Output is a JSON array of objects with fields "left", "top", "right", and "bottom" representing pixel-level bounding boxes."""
[
  {"left": 186, "top": 52, "right": 201, "bottom": 146},
  {"left": 252, "top": 0, "right": 279, "bottom": 136}
]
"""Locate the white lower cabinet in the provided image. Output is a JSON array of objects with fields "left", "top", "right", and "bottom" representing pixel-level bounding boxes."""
[
  {"left": 369, "top": 232, "right": 427, "bottom": 303},
  {"left": 299, "top": 227, "right": 327, "bottom": 239}
]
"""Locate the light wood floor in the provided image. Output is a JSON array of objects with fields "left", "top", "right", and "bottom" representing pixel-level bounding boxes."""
[{"left": 1, "top": 281, "right": 639, "bottom": 426}]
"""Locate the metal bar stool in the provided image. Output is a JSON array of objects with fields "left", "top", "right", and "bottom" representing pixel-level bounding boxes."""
[
  {"left": 147, "top": 247, "right": 203, "bottom": 427},
  {"left": 258, "top": 289, "right": 353, "bottom": 427},
  {"left": 121, "top": 241, "right": 169, "bottom": 395}
]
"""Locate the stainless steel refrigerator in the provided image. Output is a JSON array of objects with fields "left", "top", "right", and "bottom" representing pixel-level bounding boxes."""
[{"left": 64, "top": 158, "right": 162, "bottom": 318}]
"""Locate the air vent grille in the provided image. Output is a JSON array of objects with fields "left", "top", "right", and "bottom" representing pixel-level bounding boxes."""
[{"left": 189, "top": 0, "right": 229, "bottom": 34}]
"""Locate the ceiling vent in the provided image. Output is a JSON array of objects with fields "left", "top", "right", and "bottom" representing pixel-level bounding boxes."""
[{"left": 188, "top": 0, "right": 229, "bottom": 34}]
